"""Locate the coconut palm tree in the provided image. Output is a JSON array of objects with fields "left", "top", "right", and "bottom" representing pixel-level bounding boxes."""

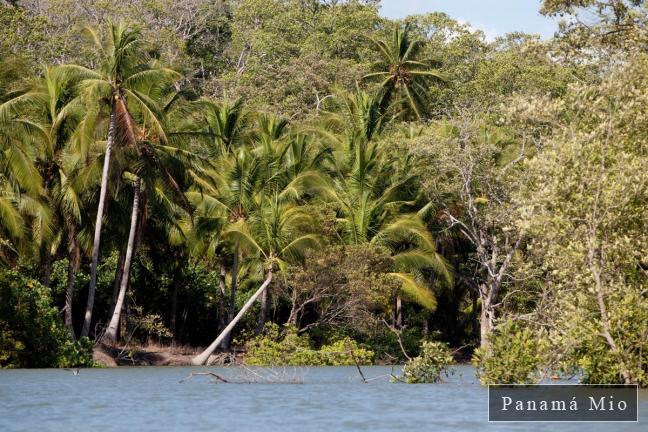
[
  {"left": 331, "top": 142, "right": 451, "bottom": 323},
  {"left": 101, "top": 86, "right": 201, "bottom": 343},
  {"left": 0, "top": 104, "right": 41, "bottom": 265},
  {"left": 185, "top": 103, "right": 334, "bottom": 363},
  {"left": 71, "top": 21, "right": 181, "bottom": 338},
  {"left": 186, "top": 142, "right": 269, "bottom": 348},
  {"left": 0, "top": 59, "right": 50, "bottom": 256},
  {"left": 191, "top": 188, "right": 319, "bottom": 365},
  {"left": 313, "top": 92, "right": 452, "bottom": 326},
  {"left": 185, "top": 108, "right": 292, "bottom": 345},
  {"left": 0, "top": 65, "right": 94, "bottom": 336},
  {"left": 364, "top": 23, "right": 446, "bottom": 120},
  {"left": 197, "top": 98, "right": 247, "bottom": 157}
]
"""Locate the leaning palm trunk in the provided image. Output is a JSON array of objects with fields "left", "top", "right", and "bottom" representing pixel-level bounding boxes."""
[
  {"left": 191, "top": 268, "right": 274, "bottom": 366},
  {"left": 102, "top": 177, "right": 141, "bottom": 344},
  {"left": 81, "top": 108, "right": 116, "bottom": 338}
]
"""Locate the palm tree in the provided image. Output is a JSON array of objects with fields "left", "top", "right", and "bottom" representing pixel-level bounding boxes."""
[
  {"left": 314, "top": 94, "right": 452, "bottom": 326},
  {"left": 333, "top": 144, "right": 451, "bottom": 323},
  {"left": 72, "top": 22, "right": 180, "bottom": 338},
  {"left": 186, "top": 101, "right": 256, "bottom": 338},
  {"left": 198, "top": 98, "right": 247, "bottom": 157},
  {"left": 186, "top": 104, "right": 333, "bottom": 363},
  {"left": 101, "top": 86, "right": 199, "bottom": 343},
  {"left": 187, "top": 142, "right": 273, "bottom": 349},
  {"left": 101, "top": 174, "right": 140, "bottom": 343},
  {"left": 0, "top": 59, "right": 50, "bottom": 262},
  {"left": 0, "top": 104, "right": 40, "bottom": 265},
  {"left": 0, "top": 65, "right": 94, "bottom": 336},
  {"left": 191, "top": 189, "right": 319, "bottom": 365},
  {"left": 364, "top": 23, "right": 446, "bottom": 120},
  {"left": 185, "top": 107, "right": 294, "bottom": 346}
]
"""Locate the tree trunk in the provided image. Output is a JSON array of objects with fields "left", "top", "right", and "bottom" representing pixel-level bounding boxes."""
[
  {"left": 112, "top": 250, "right": 126, "bottom": 303},
  {"left": 257, "top": 284, "right": 269, "bottom": 333},
  {"left": 222, "top": 243, "right": 239, "bottom": 348},
  {"left": 479, "top": 288, "right": 494, "bottom": 351},
  {"left": 288, "top": 287, "right": 299, "bottom": 326},
  {"left": 471, "top": 286, "right": 479, "bottom": 338},
  {"left": 217, "top": 261, "right": 228, "bottom": 347},
  {"left": 81, "top": 106, "right": 115, "bottom": 338},
  {"left": 102, "top": 177, "right": 140, "bottom": 344},
  {"left": 192, "top": 268, "right": 273, "bottom": 366},
  {"left": 65, "top": 227, "right": 78, "bottom": 340},
  {"left": 394, "top": 295, "right": 403, "bottom": 329},
  {"left": 170, "top": 264, "right": 181, "bottom": 339},
  {"left": 229, "top": 242, "right": 239, "bottom": 322},
  {"left": 65, "top": 257, "right": 75, "bottom": 339},
  {"left": 590, "top": 251, "right": 633, "bottom": 384}
]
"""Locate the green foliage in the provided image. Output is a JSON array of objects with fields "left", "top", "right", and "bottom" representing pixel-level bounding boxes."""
[
  {"left": 56, "top": 337, "right": 96, "bottom": 368},
  {"left": 245, "top": 324, "right": 373, "bottom": 366},
  {"left": 128, "top": 305, "right": 173, "bottom": 343},
  {"left": 0, "top": 0, "right": 646, "bottom": 382},
  {"left": 472, "top": 321, "right": 546, "bottom": 384},
  {"left": 362, "top": 326, "right": 428, "bottom": 362},
  {"left": 514, "top": 56, "right": 648, "bottom": 386},
  {"left": 400, "top": 341, "right": 454, "bottom": 384},
  {"left": 0, "top": 269, "right": 93, "bottom": 368},
  {"left": 364, "top": 22, "right": 446, "bottom": 120},
  {"left": 208, "top": 0, "right": 380, "bottom": 118},
  {"left": 286, "top": 244, "right": 398, "bottom": 334}
]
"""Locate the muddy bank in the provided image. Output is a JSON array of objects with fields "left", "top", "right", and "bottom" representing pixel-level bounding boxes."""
[{"left": 92, "top": 344, "right": 243, "bottom": 367}]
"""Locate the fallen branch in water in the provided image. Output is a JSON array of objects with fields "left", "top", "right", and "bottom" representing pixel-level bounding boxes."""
[
  {"left": 345, "top": 340, "right": 367, "bottom": 383},
  {"left": 389, "top": 365, "right": 406, "bottom": 383},
  {"left": 235, "top": 364, "right": 306, "bottom": 384},
  {"left": 179, "top": 366, "right": 306, "bottom": 384},
  {"left": 179, "top": 372, "right": 229, "bottom": 383}
]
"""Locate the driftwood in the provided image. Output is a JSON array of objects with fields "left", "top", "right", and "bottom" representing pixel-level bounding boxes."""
[
  {"left": 345, "top": 341, "right": 367, "bottom": 383},
  {"left": 179, "top": 366, "right": 306, "bottom": 384},
  {"left": 179, "top": 372, "right": 229, "bottom": 383},
  {"left": 389, "top": 365, "right": 407, "bottom": 383}
]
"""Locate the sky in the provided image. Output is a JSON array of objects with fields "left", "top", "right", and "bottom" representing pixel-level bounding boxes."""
[{"left": 379, "top": 0, "right": 558, "bottom": 40}]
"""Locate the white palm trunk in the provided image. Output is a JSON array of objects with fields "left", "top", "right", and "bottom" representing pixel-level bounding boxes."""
[
  {"left": 192, "top": 269, "right": 273, "bottom": 366},
  {"left": 102, "top": 177, "right": 141, "bottom": 343},
  {"left": 81, "top": 108, "right": 115, "bottom": 338}
]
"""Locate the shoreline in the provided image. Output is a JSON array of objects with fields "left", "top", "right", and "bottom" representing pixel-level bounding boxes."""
[
  {"left": 91, "top": 344, "right": 471, "bottom": 368},
  {"left": 92, "top": 344, "right": 242, "bottom": 367}
]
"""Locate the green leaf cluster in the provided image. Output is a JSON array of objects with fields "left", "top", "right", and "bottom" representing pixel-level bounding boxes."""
[
  {"left": 472, "top": 321, "right": 547, "bottom": 385},
  {"left": 245, "top": 323, "right": 374, "bottom": 366},
  {"left": 0, "top": 269, "right": 94, "bottom": 368},
  {"left": 400, "top": 340, "right": 454, "bottom": 384}
]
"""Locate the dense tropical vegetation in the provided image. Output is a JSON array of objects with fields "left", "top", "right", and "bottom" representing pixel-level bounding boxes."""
[{"left": 0, "top": 0, "right": 646, "bottom": 386}]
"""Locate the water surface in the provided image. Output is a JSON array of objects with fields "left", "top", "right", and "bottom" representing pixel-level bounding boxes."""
[{"left": 0, "top": 365, "right": 646, "bottom": 431}]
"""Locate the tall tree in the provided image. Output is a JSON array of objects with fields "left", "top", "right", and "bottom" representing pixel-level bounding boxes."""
[
  {"left": 74, "top": 22, "right": 180, "bottom": 338},
  {"left": 102, "top": 85, "right": 198, "bottom": 343}
]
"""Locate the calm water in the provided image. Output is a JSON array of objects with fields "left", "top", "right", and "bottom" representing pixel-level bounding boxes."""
[{"left": 0, "top": 365, "right": 646, "bottom": 431}]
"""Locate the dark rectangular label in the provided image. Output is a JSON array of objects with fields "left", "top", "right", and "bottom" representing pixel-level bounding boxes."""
[{"left": 488, "top": 385, "right": 638, "bottom": 422}]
